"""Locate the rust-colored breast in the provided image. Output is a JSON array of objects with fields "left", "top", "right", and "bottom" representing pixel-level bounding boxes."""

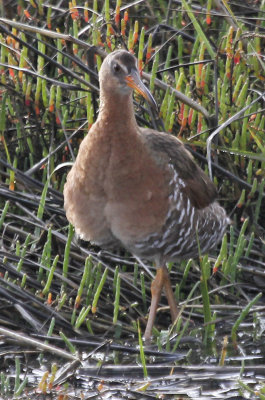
[
  {"left": 103, "top": 125, "right": 172, "bottom": 245},
  {"left": 64, "top": 125, "right": 114, "bottom": 245},
  {"left": 64, "top": 121, "right": 172, "bottom": 248}
]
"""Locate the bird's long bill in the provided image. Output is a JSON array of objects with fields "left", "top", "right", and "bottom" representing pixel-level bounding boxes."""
[{"left": 125, "top": 69, "right": 157, "bottom": 111}]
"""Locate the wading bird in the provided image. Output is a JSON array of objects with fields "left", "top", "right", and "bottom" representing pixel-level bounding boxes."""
[{"left": 64, "top": 50, "right": 229, "bottom": 340}]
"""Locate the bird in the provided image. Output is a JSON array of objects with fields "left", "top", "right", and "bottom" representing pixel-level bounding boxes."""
[{"left": 63, "top": 49, "right": 230, "bottom": 340}]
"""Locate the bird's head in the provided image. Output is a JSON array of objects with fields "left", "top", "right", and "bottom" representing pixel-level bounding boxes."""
[{"left": 99, "top": 50, "right": 157, "bottom": 110}]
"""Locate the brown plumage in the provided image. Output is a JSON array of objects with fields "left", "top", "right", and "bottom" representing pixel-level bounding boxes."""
[{"left": 64, "top": 50, "right": 229, "bottom": 340}]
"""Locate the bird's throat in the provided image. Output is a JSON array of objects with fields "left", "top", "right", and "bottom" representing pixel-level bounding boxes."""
[{"left": 98, "top": 90, "right": 138, "bottom": 133}]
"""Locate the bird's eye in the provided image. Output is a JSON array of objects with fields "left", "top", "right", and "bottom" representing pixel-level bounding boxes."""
[{"left": 113, "top": 63, "right": 121, "bottom": 73}]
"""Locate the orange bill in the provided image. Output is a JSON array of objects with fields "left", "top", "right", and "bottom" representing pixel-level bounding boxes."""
[{"left": 125, "top": 70, "right": 158, "bottom": 111}]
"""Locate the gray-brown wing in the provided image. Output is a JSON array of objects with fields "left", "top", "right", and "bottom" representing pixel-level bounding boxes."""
[{"left": 140, "top": 128, "right": 217, "bottom": 209}]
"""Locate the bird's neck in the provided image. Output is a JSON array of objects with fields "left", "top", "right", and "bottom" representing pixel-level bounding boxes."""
[{"left": 98, "top": 90, "right": 138, "bottom": 133}]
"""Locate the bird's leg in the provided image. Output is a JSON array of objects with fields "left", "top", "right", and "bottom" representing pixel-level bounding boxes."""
[
  {"left": 144, "top": 265, "right": 180, "bottom": 340},
  {"left": 162, "top": 265, "right": 179, "bottom": 323},
  {"left": 143, "top": 267, "right": 164, "bottom": 341}
]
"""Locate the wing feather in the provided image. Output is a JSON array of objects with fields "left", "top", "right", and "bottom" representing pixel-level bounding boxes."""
[{"left": 140, "top": 128, "right": 217, "bottom": 209}]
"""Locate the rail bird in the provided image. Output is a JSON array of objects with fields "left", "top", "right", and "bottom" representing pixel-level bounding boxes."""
[{"left": 64, "top": 50, "right": 229, "bottom": 340}]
